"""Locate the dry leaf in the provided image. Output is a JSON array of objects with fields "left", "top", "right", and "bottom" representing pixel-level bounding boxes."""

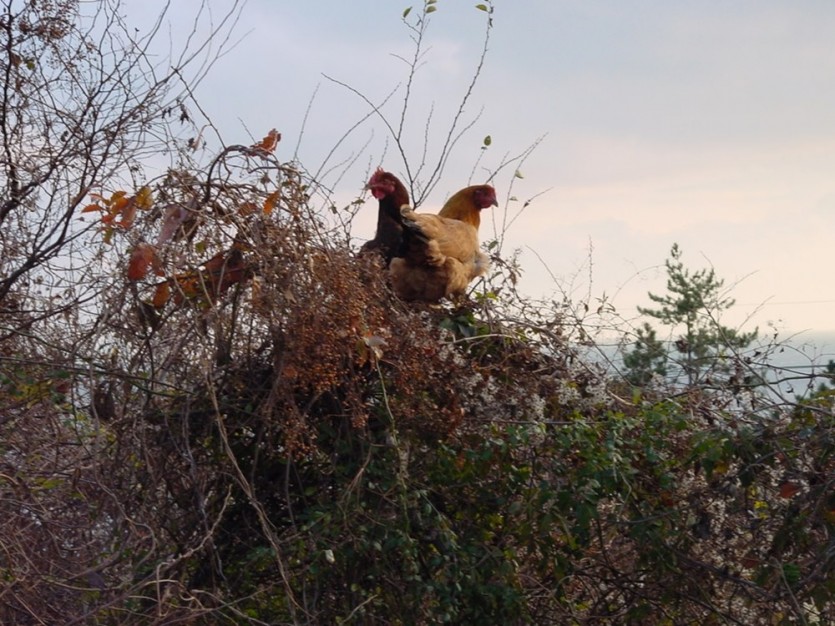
[
  {"left": 252, "top": 128, "right": 281, "bottom": 154},
  {"left": 238, "top": 201, "right": 259, "bottom": 216},
  {"left": 363, "top": 334, "right": 387, "bottom": 360},
  {"left": 778, "top": 481, "right": 801, "bottom": 499},
  {"left": 263, "top": 190, "right": 281, "bottom": 214},
  {"left": 127, "top": 243, "right": 159, "bottom": 281},
  {"left": 135, "top": 186, "right": 154, "bottom": 210},
  {"left": 118, "top": 197, "right": 138, "bottom": 229},
  {"left": 157, "top": 204, "right": 190, "bottom": 244},
  {"left": 151, "top": 281, "right": 171, "bottom": 308}
]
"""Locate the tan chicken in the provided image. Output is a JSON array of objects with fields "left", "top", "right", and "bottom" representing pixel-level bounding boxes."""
[{"left": 365, "top": 170, "right": 497, "bottom": 302}]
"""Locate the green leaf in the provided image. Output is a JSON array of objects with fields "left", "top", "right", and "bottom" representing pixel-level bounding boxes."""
[
  {"left": 476, "top": 3, "right": 488, "bottom": 11},
  {"left": 426, "top": 4, "right": 437, "bottom": 13},
  {"left": 514, "top": 170, "right": 524, "bottom": 179},
  {"left": 782, "top": 562, "right": 801, "bottom": 586},
  {"left": 483, "top": 134, "right": 492, "bottom": 147},
  {"left": 403, "top": 6, "right": 412, "bottom": 18},
  {"left": 38, "top": 477, "right": 63, "bottom": 490}
]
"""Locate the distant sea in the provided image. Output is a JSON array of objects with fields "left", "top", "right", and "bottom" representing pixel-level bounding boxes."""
[
  {"left": 584, "top": 329, "right": 835, "bottom": 400},
  {"left": 766, "top": 330, "right": 835, "bottom": 366}
]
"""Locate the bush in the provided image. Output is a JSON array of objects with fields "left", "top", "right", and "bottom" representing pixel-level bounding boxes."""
[{"left": 1, "top": 2, "right": 831, "bottom": 624}]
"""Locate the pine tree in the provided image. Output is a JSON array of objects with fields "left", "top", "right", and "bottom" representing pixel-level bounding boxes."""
[
  {"left": 624, "top": 244, "right": 757, "bottom": 387},
  {"left": 622, "top": 322, "right": 667, "bottom": 386}
]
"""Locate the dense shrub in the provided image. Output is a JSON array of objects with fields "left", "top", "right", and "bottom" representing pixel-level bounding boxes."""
[
  {"left": 2, "top": 141, "right": 831, "bottom": 624},
  {"left": 0, "top": 2, "right": 831, "bottom": 623}
]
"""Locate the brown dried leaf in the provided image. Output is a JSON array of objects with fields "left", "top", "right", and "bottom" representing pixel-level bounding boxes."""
[
  {"left": 238, "top": 201, "right": 259, "bottom": 216},
  {"left": 151, "top": 281, "right": 171, "bottom": 308},
  {"left": 127, "top": 243, "right": 158, "bottom": 281},
  {"left": 253, "top": 128, "right": 281, "bottom": 154},
  {"left": 263, "top": 190, "right": 281, "bottom": 215},
  {"left": 135, "top": 186, "right": 154, "bottom": 210},
  {"left": 778, "top": 481, "right": 801, "bottom": 499},
  {"left": 119, "top": 197, "right": 138, "bottom": 229}
]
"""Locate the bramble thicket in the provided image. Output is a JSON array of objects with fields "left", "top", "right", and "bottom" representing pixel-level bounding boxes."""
[{"left": 0, "top": 1, "right": 831, "bottom": 624}]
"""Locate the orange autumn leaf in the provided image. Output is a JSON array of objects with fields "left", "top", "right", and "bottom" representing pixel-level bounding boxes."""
[
  {"left": 127, "top": 243, "right": 159, "bottom": 281},
  {"left": 252, "top": 128, "right": 281, "bottom": 154},
  {"left": 119, "top": 197, "right": 138, "bottom": 229},
  {"left": 263, "top": 190, "right": 281, "bottom": 215},
  {"left": 109, "top": 191, "right": 128, "bottom": 208},
  {"left": 170, "top": 273, "right": 202, "bottom": 305},
  {"left": 117, "top": 187, "right": 153, "bottom": 228},
  {"left": 103, "top": 192, "right": 130, "bottom": 228},
  {"left": 85, "top": 189, "right": 151, "bottom": 232}
]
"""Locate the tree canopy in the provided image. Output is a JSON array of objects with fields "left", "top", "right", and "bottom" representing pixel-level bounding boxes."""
[{"left": 624, "top": 243, "right": 758, "bottom": 388}]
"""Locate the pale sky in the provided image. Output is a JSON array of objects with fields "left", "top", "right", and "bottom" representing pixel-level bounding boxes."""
[{"left": 135, "top": 1, "right": 835, "bottom": 339}]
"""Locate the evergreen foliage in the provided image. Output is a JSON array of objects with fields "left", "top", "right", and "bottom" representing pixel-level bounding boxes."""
[{"left": 625, "top": 243, "right": 759, "bottom": 388}]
